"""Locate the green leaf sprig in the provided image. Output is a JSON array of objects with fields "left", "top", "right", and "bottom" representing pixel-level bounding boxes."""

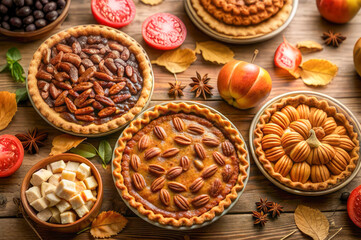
[
  {"left": 0, "top": 47, "right": 25, "bottom": 83},
  {"left": 15, "top": 87, "right": 28, "bottom": 103},
  {"left": 70, "top": 141, "right": 113, "bottom": 169}
]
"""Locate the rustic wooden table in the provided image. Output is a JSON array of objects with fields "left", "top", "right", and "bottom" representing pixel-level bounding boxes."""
[{"left": 1, "top": 0, "right": 361, "bottom": 239}]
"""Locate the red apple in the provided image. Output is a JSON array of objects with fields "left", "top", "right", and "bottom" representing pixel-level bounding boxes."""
[{"left": 316, "top": 0, "right": 361, "bottom": 24}]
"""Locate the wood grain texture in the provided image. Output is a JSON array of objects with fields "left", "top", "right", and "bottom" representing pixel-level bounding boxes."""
[{"left": 0, "top": 0, "right": 361, "bottom": 239}]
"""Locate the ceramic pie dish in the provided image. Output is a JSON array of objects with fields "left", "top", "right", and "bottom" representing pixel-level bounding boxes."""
[
  {"left": 250, "top": 91, "right": 361, "bottom": 196},
  {"left": 112, "top": 102, "right": 249, "bottom": 229},
  {"left": 27, "top": 25, "right": 154, "bottom": 137}
]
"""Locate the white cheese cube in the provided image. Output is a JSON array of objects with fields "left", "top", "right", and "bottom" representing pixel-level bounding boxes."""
[
  {"left": 45, "top": 192, "right": 61, "bottom": 207},
  {"left": 74, "top": 205, "right": 89, "bottom": 218},
  {"left": 50, "top": 160, "right": 66, "bottom": 173},
  {"left": 55, "top": 180, "right": 76, "bottom": 200},
  {"left": 41, "top": 182, "right": 56, "bottom": 197},
  {"left": 37, "top": 208, "right": 52, "bottom": 222},
  {"left": 76, "top": 163, "right": 91, "bottom": 180},
  {"left": 30, "top": 197, "right": 49, "bottom": 212},
  {"left": 56, "top": 200, "right": 71, "bottom": 213},
  {"left": 81, "top": 190, "right": 95, "bottom": 202},
  {"left": 92, "top": 190, "right": 97, "bottom": 197},
  {"left": 85, "top": 201, "right": 95, "bottom": 211},
  {"left": 84, "top": 176, "right": 98, "bottom": 190},
  {"left": 49, "top": 207, "right": 61, "bottom": 223},
  {"left": 75, "top": 181, "right": 87, "bottom": 193},
  {"left": 69, "top": 194, "right": 85, "bottom": 209},
  {"left": 61, "top": 170, "right": 76, "bottom": 181},
  {"left": 65, "top": 161, "right": 79, "bottom": 172},
  {"left": 48, "top": 174, "right": 61, "bottom": 186},
  {"left": 25, "top": 186, "right": 41, "bottom": 204},
  {"left": 60, "top": 211, "right": 77, "bottom": 224},
  {"left": 30, "top": 169, "right": 52, "bottom": 186}
]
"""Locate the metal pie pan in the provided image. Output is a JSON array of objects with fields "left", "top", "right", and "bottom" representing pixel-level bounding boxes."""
[
  {"left": 249, "top": 91, "right": 361, "bottom": 196},
  {"left": 184, "top": 0, "right": 298, "bottom": 44},
  {"left": 112, "top": 101, "right": 250, "bottom": 230}
]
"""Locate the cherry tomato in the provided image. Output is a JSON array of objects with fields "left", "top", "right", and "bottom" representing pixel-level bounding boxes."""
[
  {"left": 347, "top": 185, "right": 361, "bottom": 228},
  {"left": 274, "top": 37, "right": 302, "bottom": 76},
  {"left": 142, "top": 13, "right": 187, "bottom": 50},
  {"left": 0, "top": 134, "right": 24, "bottom": 177},
  {"left": 91, "top": 0, "right": 136, "bottom": 28}
]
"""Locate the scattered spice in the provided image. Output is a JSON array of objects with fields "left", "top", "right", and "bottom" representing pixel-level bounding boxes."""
[
  {"left": 321, "top": 30, "right": 346, "bottom": 47},
  {"left": 189, "top": 72, "right": 213, "bottom": 100},
  {"left": 168, "top": 80, "right": 186, "bottom": 98},
  {"left": 256, "top": 198, "right": 272, "bottom": 213},
  {"left": 268, "top": 202, "right": 284, "bottom": 217},
  {"left": 252, "top": 211, "right": 268, "bottom": 226},
  {"left": 16, "top": 128, "right": 48, "bottom": 154}
]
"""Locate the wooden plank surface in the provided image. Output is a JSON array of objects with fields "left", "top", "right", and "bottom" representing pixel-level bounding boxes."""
[{"left": 1, "top": 0, "right": 361, "bottom": 239}]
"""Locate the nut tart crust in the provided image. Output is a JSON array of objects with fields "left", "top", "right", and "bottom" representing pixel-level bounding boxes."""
[
  {"left": 254, "top": 95, "right": 359, "bottom": 191},
  {"left": 27, "top": 25, "right": 153, "bottom": 135},
  {"left": 113, "top": 102, "right": 248, "bottom": 227}
]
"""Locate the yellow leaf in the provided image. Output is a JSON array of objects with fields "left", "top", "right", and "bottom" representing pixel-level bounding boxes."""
[
  {"left": 294, "top": 205, "right": 329, "bottom": 240},
  {"left": 90, "top": 211, "right": 128, "bottom": 238},
  {"left": 140, "top": 0, "right": 163, "bottom": 5},
  {"left": 0, "top": 91, "right": 17, "bottom": 131},
  {"left": 151, "top": 48, "right": 197, "bottom": 74},
  {"left": 195, "top": 41, "right": 234, "bottom": 64},
  {"left": 49, "top": 134, "right": 86, "bottom": 156},
  {"left": 300, "top": 59, "right": 338, "bottom": 86},
  {"left": 296, "top": 41, "right": 323, "bottom": 53}
]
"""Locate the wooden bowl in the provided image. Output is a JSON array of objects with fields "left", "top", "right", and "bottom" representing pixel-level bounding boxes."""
[
  {"left": 0, "top": 0, "right": 71, "bottom": 42},
  {"left": 20, "top": 153, "right": 103, "bottom": 233}
]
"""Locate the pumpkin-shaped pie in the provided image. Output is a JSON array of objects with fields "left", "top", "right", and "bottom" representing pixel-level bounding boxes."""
[
  {"left": 254, "top": 95, "right": 359, "bottom": 191},
  {"left": 113, "top": 102, "right": 249, "bottom": 227}
]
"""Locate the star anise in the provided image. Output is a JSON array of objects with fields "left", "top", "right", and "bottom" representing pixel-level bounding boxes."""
[
  {"left": 168, "top": 81, "right": 186, "bottom": 98},
  {"left": 189, "top": 72, "right": 213, "bottom": 100},
  {"left": 252, "top": 211, "right": 268, "bottom": 226},
  {"left": 256, "top": 198, "right": 272, "bottom": 213},
  {"left": 322, "top": 30, "right": 346, "bottom": 47},
  {"left": 16, "top": 128, "right": 48, "bottom": 154},
  {"left": 268, "top": 202, "right": 284, "bottom": 218}
]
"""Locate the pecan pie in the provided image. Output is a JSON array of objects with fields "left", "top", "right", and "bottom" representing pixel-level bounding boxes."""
[
  {"left": 113, "top": 102, "right": 249, "bottom": 227},
  {"left": 27, "top": 25, "right": 153, "bottom": 134},
  {"left": 254, "top": 95, "right": 360, "bottom": 191}
]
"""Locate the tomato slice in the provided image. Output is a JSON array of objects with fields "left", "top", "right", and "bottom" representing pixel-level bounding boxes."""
[
  {"left": 274, "top": 37, "right": 302, "bottom": 77},
  {"left": 347, "top": 185, "right": 361, "bottom": 228},
  {"left": 91, "top": 0, "right": 136, "bottom": 28},
  {"left": 0, "top": 135, "right": 24, "bottom": 177},
  {"left": 142, "top": 13, "right": 187, "bottom": 50}
]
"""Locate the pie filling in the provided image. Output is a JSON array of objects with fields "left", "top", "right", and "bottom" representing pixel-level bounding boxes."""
[
  {"left": 36, "top": 34, "right": 144, "bottom": 126},
  {"left": 121, "top": 113, "right": 240, "bottom": 219}
]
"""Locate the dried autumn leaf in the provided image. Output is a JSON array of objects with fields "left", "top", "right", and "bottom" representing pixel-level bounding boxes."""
[
  {"left": 90, "top": 211, "right": 128, "bottom": 238},
  {"left": 49, "top": 134, "right": 86, "bottom": 156},
  {"left": 300, "top": 59, "right": 338, "bottom": 86},
  {"left": 195, "top": 41, "right": 234, "bottom": 64},
  {"left": 294, "top": 205, "right": 329, "bottom": 240},
  {"left": 151, "top": 48, "right": 197, "bottom": 74},
  {"left": 140, "top": 0, "right": 163, "bottom": 5},
  {"left": 0, "top": 91, "right": 17, "bottom": 131},
  {"left": 296, "top": 41, "right": 323, "bottom": 53}
]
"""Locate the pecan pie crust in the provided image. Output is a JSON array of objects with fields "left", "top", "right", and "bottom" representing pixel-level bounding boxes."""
[
  {"left": 27, "top": 25, "right": 153, "bottom": 134},
  {"left": 113, "top": 102, "right": 249, "bottom": 227}
]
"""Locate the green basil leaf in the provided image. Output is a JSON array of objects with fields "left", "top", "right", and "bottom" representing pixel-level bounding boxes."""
[
  {"left": 11, "top": 62, "right": 25, "bottom": 82},
  {"left": 15, "top": 88, "right": 28, "bottom": 103},
  {"left": 70, "top": 143, "right": 98, "bottom": 159},
  {"left": 7, "top": 47, "right": 22, "bottom": 62},
  {"left": 98, "top": 140, "right": 112, "bottom": 165},
  {"left": 0, "top": 63, "right": 8, "bottom": 72}
]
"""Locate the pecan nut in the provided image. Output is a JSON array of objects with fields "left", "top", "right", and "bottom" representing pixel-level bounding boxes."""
[
  {"left": 138, "top": 135, "right": 150, "bottom": 151},
  {"left": 153, "top": 126, "right": 167, "bottom": 140},
  {"left": 151, "top": 176, "right": 165, "bottom": 192},
  {"left": 144, "top": 147, "right": 161, "bottom": 160},
  {"left": 112, "top": 94, "right": 131, "bottom": 103},
  {"left": 148, "top": 164, "right": 166, "bottom": 176},
  {"left": 75, "top": 114, "right": 94, "bottom": 122},
  {"left": 109, "top": 82, "right": 126, "bottom": 95},
  {"left": 65, "top": 97, "right": 77, "bottom": 113},
  {"left": 132, "top": 173, "right": 146, "bottom": 190},
  {"left": 191, "top": 194, "right": 210, "bottom": 208},
  {"left": 160, "top": 189, "right": 170, "bottom": 206},
  {"left": 72, "top": 82, "right": 94, "bottom": 92},
  {"left": 194, "top": 143, "right": 206, "bottom": 160},
  {"left": 187, "top": 124, "right": 205, "bottom": 135},
  {"left": 222, "top": 164, "right": 233, "bottom": 183},
  {"left": 201, "top": 164, "right": 218, "bottom": 179},
  {"left": 174, "top": 135, "right": 192, "bottom": 145},
  {"left": 173, "top": 117, "right": 185, "bottom": 132},
  {"left": 168, "top": 182, "right": 187, "bottom": 192},
  {"left": 62, "top": 53, "right": 81, "bottom": 67},
  {"left": 222, "top": 141, "right": 235, "bottom": 156},
  {"left": 209, "top": 179, "right": 222, "bottom": 197},
  {"left": 174, "top": 194, "right": 189, "bottom": 211},
  {"left": 98, "top": 107, "right": 116, "bottom": 118},
  {"left": 212, "top": 151, "right": 225, "bottom": 166},
  {"left": 54, "top": 90, "right": 68, "bottom": 106},
  {"left": 130, "top": 154, "right": 140, "bottom": 172},
  {"left": 95, "top": 95, "right": 115, "bottom": 106},
  {"left": 189, "top": 177, "right": 204, "bottom": 193},
  {"left": 166, "top": 166, "right": 183, "bottom": 179},
  {"left": 161, "top": 148, "right": 180, "bottom": 158},
  {"left": 75, "top": 106, "right": 94, "bottom": 115},
  {"left": 194, "top": 160, "right": 204, "bottom": 170},
  {"left": 180, "top": 156, "right": 190, "bottom": 171},
  {"left": 202, "top": 137, "right": 220, "bottom": 147}
]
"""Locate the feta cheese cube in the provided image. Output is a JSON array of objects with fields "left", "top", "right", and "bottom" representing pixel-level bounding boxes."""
[
  {"left": 69, "top": 194, "right": 85, "bottom": 209},
  {"left": 55, "top": 180, "right": 76, "bottom": 200},
  {"left": 65, "top": 161, "right": 79, "bottom": 172},
  {"left": 49, "top": 207, "right": 61, "bottom": 223},
  {"left": 84, "top": 176, "right": 98, "bottom": 190},
  {"left": 76, "top": 163, "right": 91, "bottom": 180},
  {"left": 41, "top": 182, "right": 56, "bottom": 197},
  {"left": 74, "top": 205, "right": 89, "bottom": 218},
  {"left": 37, "top": 208, "right": 52, "bottom": 222},
  {"left": 61, "top": 170, "right": 76, "bottom": 181},
  {"left": 48, "top": 174, "right": 61, "bottom": 186},
  {"left": 25, "top": 186, "right": 41, "bottom": 204},
  {"left": 30, "top": 197, "right": 49, "bottom": 212},
  {"left": 56, "top": 200, "right": 71, "bottom": 213},
  {"left": 75, "top": 181, "right": 87, "bottom": 193},
  {"left": 81, "top": 190, "right": 95, "bottom": 202},
  {"left": 45, "top": 192, "right": 61, "bottom": 207},
  {"left": 85, "top": 201, "right": 95, "bottom": 211},
  {"left": 50, "top": 160, "right": 66, "bottom": 173},
  {"left": 30, "top": 169, "right": 52, "bottom": 186},
  {"left": 60, "top": 211, "right": 76, "bottom": 224}
]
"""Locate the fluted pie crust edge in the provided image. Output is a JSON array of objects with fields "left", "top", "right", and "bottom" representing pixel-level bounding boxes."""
[
  {"left": 27, "top": 25, "right": 153, "bottom": 135},
  {"left": 254, "top": 95, "right": 360, "bottom": 191},
  {"left": 113, "top": 102, "right": 249, "bottom": 227}
]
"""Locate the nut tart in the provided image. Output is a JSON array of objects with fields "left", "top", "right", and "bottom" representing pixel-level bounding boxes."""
[
  {"left": 113, "top": 102, "right": 248, "bottom": 227},
  {"left": 254, "top": 95, "right": 359, "bottom": 191},
  {"left": 27, "top": 25, "right": 153, "bottom": 135}
]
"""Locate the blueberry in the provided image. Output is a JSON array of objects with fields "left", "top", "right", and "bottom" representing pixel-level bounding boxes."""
[{"left": 341, "top": 192, "right": 350, "bottom": 202}]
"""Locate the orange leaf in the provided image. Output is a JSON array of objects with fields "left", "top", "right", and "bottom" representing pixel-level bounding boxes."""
[
  {"left": 0, "top": 91, "right": 17, "bottom": 131},
  {"left": 49, "top": 134, "right": 86, "bottom": 156},
  {"left": 90, "top": 211, "right": 128, "bottom": 238}
]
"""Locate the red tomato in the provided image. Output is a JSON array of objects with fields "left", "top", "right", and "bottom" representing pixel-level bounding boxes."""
[
  {"left": 347, "top": 185, "right": 361, "bottom": 228},
  {"left": 0, "top": 135, "right": 24, "bottom": 177},
  {"left": 91, "top": 0, "right": 136, "bottom": 28},
  {"left": 274, "top": 37, "right": 302, "bottom": 75},
  {"left": 142, "top": 13, "right": 187, "bottom": 50}
]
